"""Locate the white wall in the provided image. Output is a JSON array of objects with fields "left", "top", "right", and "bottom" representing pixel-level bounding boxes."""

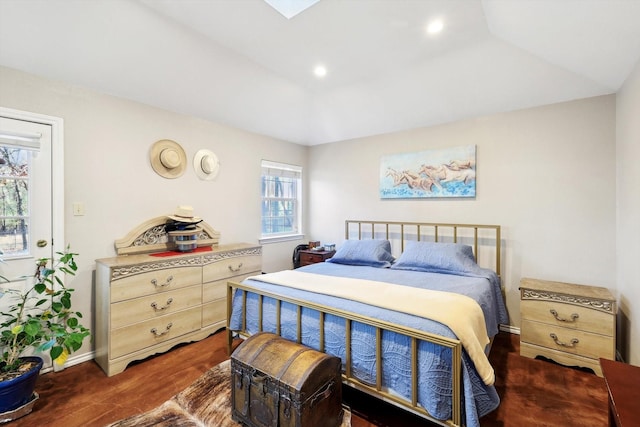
[
  {"left": 308, "top": 95, "right": 617, "bottom": 329},
  {"left": 1, "top": 63, "right": 629, "bottom": 363},
  {"left": 616, "top": 59, "right": 640, "bottom": 365},
  {"left": 0, "top": 66, "right": 309, "bottom": 359}
]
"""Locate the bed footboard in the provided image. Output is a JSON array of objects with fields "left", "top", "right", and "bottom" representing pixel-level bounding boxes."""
[{"left": 226, "top": 280, "right": 464, "bottom": 427}]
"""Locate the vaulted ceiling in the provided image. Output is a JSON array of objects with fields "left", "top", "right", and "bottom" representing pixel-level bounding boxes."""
[{"left": 1, "top": 0, "right": 639, "bottom": 145}]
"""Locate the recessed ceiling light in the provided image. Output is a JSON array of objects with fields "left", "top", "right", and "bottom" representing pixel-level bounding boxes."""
[
  {"left": 314, "top": 65, "right": 327, "bottom": 78},
  {"left": 426, "top": 19, "right": 444, "bottom": 35}
]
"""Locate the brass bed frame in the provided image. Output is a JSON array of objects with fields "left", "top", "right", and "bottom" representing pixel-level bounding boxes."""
[{"left": 226, "top": 220, "right": 501, "bottom": 427}]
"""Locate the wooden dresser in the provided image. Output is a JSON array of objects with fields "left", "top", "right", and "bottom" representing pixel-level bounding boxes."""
[
  {"left": 95, "top": 238, "right": 261, "bottom": 376},
  {"left": 520, "top": 277, "right": 616, "bottom": 376}
]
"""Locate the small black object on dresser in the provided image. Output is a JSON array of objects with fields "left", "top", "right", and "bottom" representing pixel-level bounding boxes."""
[{"left": 231, "top": 332, "right": 343, "bottom": 427}]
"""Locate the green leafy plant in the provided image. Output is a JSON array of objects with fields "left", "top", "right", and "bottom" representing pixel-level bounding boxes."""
[{"left": 0, "top": 247, "right": 91, "bottom": 376}]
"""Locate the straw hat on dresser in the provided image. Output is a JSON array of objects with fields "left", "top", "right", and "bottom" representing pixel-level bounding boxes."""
[
  {"left": 168, "top": 205, "right": 202, "bottom": 224},
  {"left": 150, "top": 139, "right": 187, "bottom": 179}
]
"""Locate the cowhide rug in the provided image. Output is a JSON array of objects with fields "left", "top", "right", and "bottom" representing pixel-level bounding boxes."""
[{"left": 106, "top": 360, "right": 351, "bottom": 427}]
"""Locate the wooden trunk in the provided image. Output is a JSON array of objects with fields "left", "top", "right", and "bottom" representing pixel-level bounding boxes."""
[{"left": 231, "top": 332, "right": 343, "bottom": 427}]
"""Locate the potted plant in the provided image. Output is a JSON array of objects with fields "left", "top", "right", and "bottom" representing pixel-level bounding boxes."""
[{"left": 0, "top": 247, "right": 90, "bottom": 418}]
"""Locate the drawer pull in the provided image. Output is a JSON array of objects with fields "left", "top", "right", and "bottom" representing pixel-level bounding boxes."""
[
  {"left": 228, "top": 263, "right": 243, "bottom": 273},
  {"left": 150, "top": 322, "right": 173, "bottom": 337},
  {"left": 549, "top": 333, "right": 579, "bottom": 348},
  {"left": 550, "top": 309, "right": 579, "bottom": 323},
  {"left": 151, "top": 275, "right": 174, "bottom": 288},
  {"left": 150, "top": 298, "right": 174, "bottom": 311}
]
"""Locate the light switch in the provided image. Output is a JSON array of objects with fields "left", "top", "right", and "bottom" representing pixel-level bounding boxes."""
[{"left": 73, "top": 202, "right": 85, "bottom": 216}]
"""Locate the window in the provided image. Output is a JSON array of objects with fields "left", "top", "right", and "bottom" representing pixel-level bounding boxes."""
[
  {"left": 0, "top": 145, "right": 31, "bottom": 257},
  {"left": 261, "top": 160, "right": 302, "bottom": 240}
]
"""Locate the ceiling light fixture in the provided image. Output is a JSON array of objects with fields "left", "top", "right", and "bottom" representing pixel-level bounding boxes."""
[
  {"left": 313, "top": 65, "right": 327, "bottom": 78},
  {"left": 426, "top": 19, "right": 444, "bottom": 35}
]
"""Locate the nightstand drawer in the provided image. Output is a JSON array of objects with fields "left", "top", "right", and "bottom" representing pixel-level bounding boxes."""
[
  {"left": 521, "top": 319, "right": 615, "bottom": 360},
  {"left": 299, "top": 250, "right": 335, "bottom": 267},
  {"left": 521, "top": 299, "right": 614, "bottom": 336},
  {"left": 301, "top": 252, "right": 325, "bottom": 264}
]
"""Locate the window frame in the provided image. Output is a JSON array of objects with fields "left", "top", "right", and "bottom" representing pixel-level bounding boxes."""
[{"left": 259, "top": 160, "right": 303, "bottom": 244}]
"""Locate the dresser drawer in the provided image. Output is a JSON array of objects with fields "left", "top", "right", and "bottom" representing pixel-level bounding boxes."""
[
  {"left": 203, "top": 273, "right": 255, "bottom": 303},
  {"left": 521, "top": 299, "right": 614, "bottom": 336},
  {"left": 110, "top": 284, "right": 202, "bottom": 329},
  {"left": 521, "top": 319, "right": 615, "bottom": 360},
  {"left": 202, "top": 299, "right": 226, "bottom": 328},
  {"left": 110, "top": 306, "right": 201, "bottom": 358},
  {"left": 203, "top": 255, "right": 261, "bottom": 282},
  {"left": 110, "top": 266, "right": 202, "bottom": 303}
]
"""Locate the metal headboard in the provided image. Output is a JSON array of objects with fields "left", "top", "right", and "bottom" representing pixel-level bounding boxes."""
[{"left": 345, "top": 220, "right": 501, "bottom": 276}]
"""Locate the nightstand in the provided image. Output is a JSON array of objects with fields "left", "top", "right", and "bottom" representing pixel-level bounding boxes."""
[
  {"left": 519, "top": 277, "right": 616, "bottom": 376},
  {"left": 298, "top": 249, "right": 336, "bottom": 267}
]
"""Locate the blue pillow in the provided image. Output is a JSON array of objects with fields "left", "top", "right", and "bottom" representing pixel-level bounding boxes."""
[
  {"left": 390, "top": 241, "right": 477, "bottom": 274},
  {"left": 326, "top": 239, "right": 394, "bottom": 268}
]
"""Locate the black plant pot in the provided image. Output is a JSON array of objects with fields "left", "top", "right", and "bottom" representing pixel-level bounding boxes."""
[{"left": 0, "top": 356, "right": 43, "bottom": 413}]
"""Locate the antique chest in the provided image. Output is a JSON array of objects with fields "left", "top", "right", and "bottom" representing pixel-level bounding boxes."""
[{"left": 231, "top": 332, "right": 343, "bottom": 427}]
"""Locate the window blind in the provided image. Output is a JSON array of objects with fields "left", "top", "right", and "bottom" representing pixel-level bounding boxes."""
[
  {"left": 0, "top": 129, "right": 42, "bottom": 151},
  {"left": 261, "top": 160, "right": 301, "bottom": 179}
]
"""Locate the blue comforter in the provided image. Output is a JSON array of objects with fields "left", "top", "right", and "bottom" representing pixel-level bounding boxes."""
[{"left": 229, "top": 262, "right": 508, "bottom": 426}]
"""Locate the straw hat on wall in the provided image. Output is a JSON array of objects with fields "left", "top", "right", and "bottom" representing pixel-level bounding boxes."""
[
  {"left": 193, "top": 149, "right": 220, "bottom": 181},
  {"left": 150, "top": 139, "right": 187, "bottom": 179}
]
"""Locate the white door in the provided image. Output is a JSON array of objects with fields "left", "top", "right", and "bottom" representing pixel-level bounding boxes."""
[
  {"left": 0, "top": 116, "right": 53, "bottom": 278},
  {"left": 0, "top": 110, "right": 61, "bottom": 368}
]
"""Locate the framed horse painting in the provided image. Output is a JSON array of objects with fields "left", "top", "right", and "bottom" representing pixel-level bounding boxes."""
[{"left": 379, "top": 145, "right": 476, "bottom": 199}]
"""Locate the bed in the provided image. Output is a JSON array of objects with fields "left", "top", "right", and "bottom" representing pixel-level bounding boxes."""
[{"left": 226, "top": 220, "right": 508, "bottom": 427}]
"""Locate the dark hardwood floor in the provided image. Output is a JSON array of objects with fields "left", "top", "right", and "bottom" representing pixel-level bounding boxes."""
[{"left": 11, "top": 330, "right": 608, "bottom": 427}]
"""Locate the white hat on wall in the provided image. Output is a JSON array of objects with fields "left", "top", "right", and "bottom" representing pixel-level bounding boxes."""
[
  {"left": 150, "top": 139, "right": 187, "bottom": 179},
  {"left": 193, "top": 149, "right": 220, "bottom": 181}
]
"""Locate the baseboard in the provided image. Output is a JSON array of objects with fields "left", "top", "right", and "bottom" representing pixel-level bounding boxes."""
[
  {"left": 500, "top": 324, "right": 520, "bottom": 335},
  {"left": 40, "top": 350, "right": 95, "bottom": 374}
]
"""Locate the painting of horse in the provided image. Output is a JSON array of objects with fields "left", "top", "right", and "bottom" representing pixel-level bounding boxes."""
[{"left": 380, "top": 145, "right": 476, "bottom": 199}]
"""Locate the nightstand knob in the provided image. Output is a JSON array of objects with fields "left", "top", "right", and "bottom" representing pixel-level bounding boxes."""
[
  {"left": 549, "top": 309, "right": 579, "bottom": 323},
  {"left": 549, "top": 333, "right": 579, "bottom": 348}
]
